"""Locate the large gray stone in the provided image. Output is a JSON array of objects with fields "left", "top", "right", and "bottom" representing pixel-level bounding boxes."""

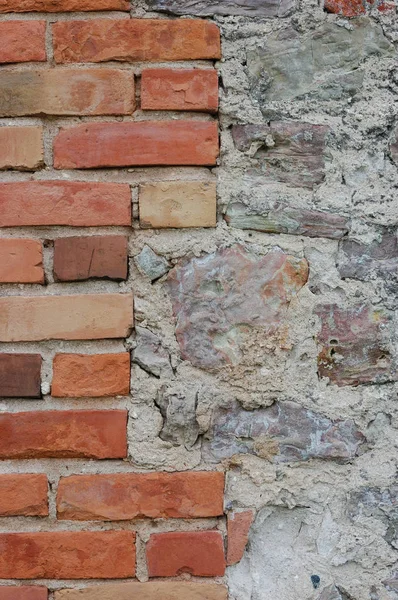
[
  {"left": 232, "top": 123, "right": 329, "bottom": 189},
  {"left": 383, "top": 573, "right": 398, "bottom": 592},
  {"left": 133, "top": 326, "right": 173, "bottom": 378},
  {"left": 155, "top": 384, "right": 200, "bottom": 448},
  {"left": 348, "top": 486, "right": 398, "bottom": 548},
  {"left": 248, "top": 19, "right": 393, "bottom": 102},
  {"left": 146, "top": 0, "right": 295, "bottom": 17},
  {"left": 135, "top": 245, "right": 170, "bottom": 282},
  {"left": 202, "top": 400, "right": 365, "bottom": 463},
  {"left": 167, "top": 244, "right": 308, "bottom": 369},
  {"left": 337, "top": 230, "right": 398, "bottom": 280}
]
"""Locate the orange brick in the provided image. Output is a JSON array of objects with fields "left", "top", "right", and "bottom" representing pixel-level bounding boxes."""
[
  {"left": 54, "top": 582, "right": 227, "bottom": 600},
  {"left": 0, "top": 474, "right": 48, "bottom": 517},
  {"left": 52, "top": 353, "right": 131, "bottom": 398},
  {"left": 0, "top": 182, "right": 131, "bottom": 227},
  {"left": 57, "top": 472, "right": 224, "bottom": 520},
  {"left": 0, "top": 21, "right": 46, "bottom": 63},
  {"left": 226, "top": 510, "right": 254, "bottom": 565},
  {"left": 0, "top": 239, "right": 43, "bottom": 283},
  {"left": 147, "top": 531, "right": 226, "bottom": 577},
  {"left": 141, "top": 69, "right": 218, "bottom": 112},
  {"left": 0, "top": 294, "right": 133, "bottom": 342},
  {"left": 0, "top": 69, "right": 134, "bottom": 117},
  {"left": 0, "top": 0, "right": 129, "bottom": 11},
  {"left": 0, "top": 531, "right": 135, "bottom": 579},
  {"left": 0, "top": 587, "right": 48, "bottom": 600},
  {"left": 54, "top": 121, "right": 219, "bottom": 169},
  {"left": 53, "top": 19, "right": 221, "bottom": 63},
  {"left": 0, "top": 127, "right": 43, "bottom": 170},
  {"left": 0, "top": 410, "right": 127, "bottom": 459}
]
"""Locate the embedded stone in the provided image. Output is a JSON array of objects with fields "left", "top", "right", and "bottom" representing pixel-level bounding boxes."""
[
  {"left": 202, "top": 400, "right": 365, "bottom": 463},
  {"left": 383, "top": 573, "right": 398, "bottom": 592},
  {"left": 390, "top": 129, "right": 398, "bottom": 164},
  {"left": 167, "top": 245, "right": 308, "bottom": 369},
  {"left": 247, "top": 19, "right": 393, "bottom": 102},
  {"left": 318, "top": 585, "right": 344, "bottom": 600},
  {"left": 133, "top": 327, "right": 173, "bottom": 378},
  {"left": 225, "top": 201, "right": 349, "bottom": 239},
  {"left": 347, "top": 486, "right": 398, "bottom": 548},
  {"left": 147, "top": 0, "right": 295, "bottom": 17},
  {"left": 232, "top": 123, "right": 329, "bottom": 189},
  {"left": 134, "top": 245, "right": 170, "bottom": 282},
  {"left": 315, "top": 304, "right": 397, "bottom": 386},
  {"left": 155, "top": 383, "right": 200, "bottom": 448},
  {"left": 337, "top": 230, "right": 397, "bottom": 281}
]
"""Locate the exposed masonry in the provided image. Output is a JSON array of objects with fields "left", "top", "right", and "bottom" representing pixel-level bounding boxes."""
[{"left": 0, "top": 0, "right": 397, "bottom": 599}]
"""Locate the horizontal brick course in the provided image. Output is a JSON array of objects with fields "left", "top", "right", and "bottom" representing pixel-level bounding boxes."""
[
  {"left": 54, "top": 121, "right": 219, "bottom": 169},
  {"left": 0, "top": 354, "right": 42, "bottom": 398},
  {"left": 54, "top": 582, "right": 228, "bottom": 600},
  {"left": 0, "top": 21, "right": 46, "bottom": 63},
  {"left": 0, "top": 531, "right": 135, "bottom": 579},
  {"left": 52, "top": 353, "right": 131, "bottom": 398},
  {"left": 0, "top": 239, "right": 44, "bottom": 283},
  {"left": 53, "top": 235, "right": 128, "bottom": 282},
  {"left": 0, "top": 69, "right": 135, "bottom": 117},
  {"left": 0, "top": 294, "right": 133, "bottom": 342},
  {"left": 53, "top": 19, "right": 221, "bottom": 63},
  {"left": 141, "top": 69, "right": 218, "bottom": 112},
  {"left": 0, "top": 588, "right": 48, "bottom": 600},
  {"left": 0, "top": 410, "right": 127, "bottom": 459},
  {"left": 0, "top": 182, "right": 131, "bottom": 227},
  {"left": 0, "top": 127, "right": 43, "bottom": 171},
  {"left": 57, "top": 471, "right": 224, "bottom": 520},
  {"left": 0, "top": 474, "right": 48, "bottom": 517},
  {"left": 0, "top": 0, "right": 129, "bottom": 11}
]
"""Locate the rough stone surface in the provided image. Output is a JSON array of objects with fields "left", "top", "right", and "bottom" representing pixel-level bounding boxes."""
[
  {"left": 134, "top": 245, "right": 170, "bottom": 281},
  {"left": 318, "top": 586, "right": 344, "bottom": 600},
  {"left": 225, "top": 201, "right": 349, "bottom": 239},
  {"left": 315, "top": 304, "right": 397, "bottom": 386},
  {"left": 347, "top": 485, "right": 398, "bottom": 548},
  {"left": 54, "top": 582, "right": 228, "bottom": 600},
  {"left": 227, "top": 511, "right": 254, "bottom": 566},
  {"left": 0, "top": 127, "right": 43, "bottom": 170},
  {"left": 0, "top": 354, "right": 42, "bottom": 398},
  {"left": 0, "top": 239, "right": 44, "bottom": 283},
  {"left": 232, "top": 123, "right": 329, "bottom": 188},
  {"left": 133, "top": 326, "right": 173, "bottom": 378},
  {"left": 155, "top": 383, "right": 200, "bottom": 447},
  {"left": 337, "top": 230, "right": 398, "bottom": 281},
  {"left": 203, "top": 400, "right": 365, "bottom": 463},
  {"left": 168, "top": 245, "right": 308, "bottom": 369},
  {"left": 147, "top": 0, "right": 295, "bottom": 17},
  {"left": 0, "top": 474, "right": 48, "bottom": 517}
]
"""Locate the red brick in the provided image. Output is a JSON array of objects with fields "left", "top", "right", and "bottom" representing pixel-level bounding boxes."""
[
  {"left": 0, "top": 587, "right": 48, "bottom": 600},
  {"left": 53, "top": 582, "right": 227, "bottom": 600},
  {"left": 146, "top": 531, "right": 226, "bottom": 577},
  {"left": 0, "top": 474, "right": 48, "bottom": 517},
  {"left": 226, "top": 510, "right": 254, "bottom": 565},
  {"left": 57, "top": 472, "right": 224, "bottom": 520},
  {"left": 0, "top": 239, "right": 43, "bottom": 283},
  {"left": 52, "top": 353, "right": 130, "bottom": 398},
  {"left": 0, "top": 182, "right": 131, "bottom": 227},
  {"left": 0, "top": 531, "right": 135, "bottom": 579},
  {"left": 53, "top": 19, "right": 221, "bottom": 64},
  {"left": 0, "top": 0, "right": 129, "bottom": 11},
  {"left": 0, "top": 354, "right": 41, "bottom": 398},
  {"left": 54, "top": 121, "right": 219, "bottom": 169},
  {"left": 0, "top": 21, "right": 46, "bottom": 63},
  {"left": 0, "top": 69, "right": 134, "bottom": 117},
  {"left": 0, "top": 410, "right": 127, "bottom": 459},
  {"left": 324, "top": 0, "right": 365, "bottom": 14},
  {"left": 53, "top": 236, "right": 128, "bottom": 282},
  {"left": 141, "top": 69, "right": 218, "bottom": 112},
  {"left": 0, "top": 294, "right": 133, "bottom": 342},
  {"left": 0, "top": 127, "right": 43, "bottom": 170}
]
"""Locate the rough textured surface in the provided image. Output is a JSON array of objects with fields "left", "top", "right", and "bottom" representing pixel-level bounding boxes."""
[
  {"left": 141, "top": 69, "right": 218, "bottom": 112},
  {"left": 0, "top": 354, "right": 42, "bottom": 398},
  {"left": 0, "top": 21, "right": 46, "bottom": 63},
  {"left": 337, "top": 230, "right": 398, "bottom": 281},
  {"left": 0, "top": 588, "right": 48, "bottom": 600},
  {"left": 0, "top": 127, "right": 43, "bottom": 171},
  {"left": 0, "top": 239, "right": 44, "bottom": 283},
  {"left": 134, "top": 245, "right": 170, "bottom": 281},
  {"left": 133, "top": 326, "right": 173, "bottom": 377},
  {"left": 0, "top": 474, "right": 48, "bottom": 517},
  {"left": 227, "top": 511, "right": 254, "bottom": 565},
  {"left": 54, "top": 582, "right": 228, "bottom": 600},
  {"left": 168, "top": 245, "right": 308, "bottom": 368},
  {"left": 147, "top": 0, "right": 294, "bottom": 17},
  {"left": 0, "top": 0, "right": 129, "bottom": 11}
]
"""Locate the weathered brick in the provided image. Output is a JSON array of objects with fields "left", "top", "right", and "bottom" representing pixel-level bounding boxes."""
[
  {"left": 0, "top": 410, "right": 127, "bottom": 459},
  {"left": 0, "top": 182, "right": 131, "bottom": 227},
  {"left": 0, "top": 531, "right": 135, "bottom": 579},
  {"left": 52, "top": 353, "right": 131, "bottom": 398},
  {"left": 53, "top": 19, "right": 221, "bottom": 63},
  {"left": 0, "top": 69, "right": 134, "bottom": 117},
  {"left": 0, "top": 474, "right": 48, "bottom": 517},
  {"left": 54, "top": 582, "right": 228, "bottom": 600},
  {"left": 0, "top": 239, "right": 44, "bottom": 283},
  {"left": 0, "top": 0, "right": 129, "bottom": 11},
  {"left": 141, "top": 69, "right": 218, "bottom": 112},
  {"left": 53, "top": 236, "right": 128, "bottom": 282},
  {"left": 0, "top": 354, "right": 41, "bottom": 398},
  {"left": 53, "top": 121, "right": 219, "bottom": 169},
  {"left": 0, "top": 588, "right": 48, "bottom": 600},
  {"left": 147, "top": 531, "right": 226, "bottom": 577},
  {"left": 147, "top": 0, "right": 294, "bottom": 17},
  {"left": 324, "top": 0, "right": 365, "bottom": 15},
  {"left": 0, "top": 294, "right": 133, "bottom": 342},
  {"left": 57, "top": 472, "right": 224, "bottom": 520},
  {"left": 0, "top": 21, "right": 46, "bottom": 63},
  {"left": 227, "top": 511, "right": 254, "bottom": 565},
  {"left": 0, "top": 127, "right": 43, "bottom": 170},
  {"left": 139, "top": 181, "right": 217, "bottom": 229}
]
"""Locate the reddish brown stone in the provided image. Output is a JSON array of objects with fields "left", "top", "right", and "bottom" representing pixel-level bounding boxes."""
[
  {"left": 0, "top": 474, "right": 48, "bottom": 517},
  {"left": 0, "top": 531, "right": 135, "bottom": 579},
  {"left": 0, "top": 239, "right": 44, "bottom": 283},
  {"left": 141, "top": 69, "right": 218, "bottom": 112},
  {"left": 315, "top": 304, "right": 397, "bottom": 386},
  {"left": 227, "top": 510, "right": 254, "bottom": 565},
  {"left": 52, "top": 353, "right": 131, "bottom": 398},
  {"left": 54, "top": 236, "right": 128, "bottom": 282},
  {"left": 0, "top": 410, "right": 127, "bottom": 459},
  {"left": 324, "top": 0, "right": 365, "bottom": 15},
  {"left": 146, "top": 531, "right": 226, "bottom": 577},
  {"left": 0, "top": 21, "right": 46, "bottom": 63},
  {"left": 0, "top": 588, "right": 48, "bottom": 600},
  {"left": 0, "top": 0, "right": 129, "bottom": 11},
  {"left": 57, "top": 472, "right": 224, "bottom": 520},
  {"left": 0, "top": 354, "right": 41, "bottom": 398}
]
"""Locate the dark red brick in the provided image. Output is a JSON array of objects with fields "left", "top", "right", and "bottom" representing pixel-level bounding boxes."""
[{"left": 0, "top": 354, "right": 41, "bottom": 398}]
